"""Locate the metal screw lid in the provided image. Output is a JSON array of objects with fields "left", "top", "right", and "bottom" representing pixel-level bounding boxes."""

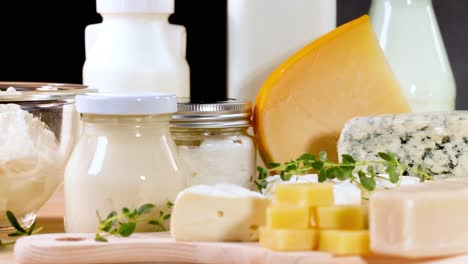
[{"left": 171, "top": 98, "right": 252, "bottom": 128}]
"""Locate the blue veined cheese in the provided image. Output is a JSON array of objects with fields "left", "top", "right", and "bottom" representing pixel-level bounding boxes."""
[{"left": 337, "top": 112, "right": 468, "bottom": 177}]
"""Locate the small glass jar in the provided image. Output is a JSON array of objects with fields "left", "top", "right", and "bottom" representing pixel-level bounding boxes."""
[
  {"left": 170, "top": 99, "right": 256, "bottom": 189},
  {"left": 64, "top": 93, "right": 187, "bottom": 233}
]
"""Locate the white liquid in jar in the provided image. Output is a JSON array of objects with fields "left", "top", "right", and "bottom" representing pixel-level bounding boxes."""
[{"left": 64, "top": 115, "right": 187, "bottom": 232}]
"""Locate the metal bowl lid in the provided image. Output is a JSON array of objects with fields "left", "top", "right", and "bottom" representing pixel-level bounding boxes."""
[
  {"left": 171, "top": 99, "right": 252, "bottom": 128},
  {"left": 0, "top": 82, "right": 96, "bottom": 102}
]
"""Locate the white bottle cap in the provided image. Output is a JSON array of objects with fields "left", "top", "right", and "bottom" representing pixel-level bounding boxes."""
[
  {"left": 96, "top": 0, "right": 174, "bottom": 14},
  {"left": 76, "top": 92, "right": 177, "bottom": 115}
]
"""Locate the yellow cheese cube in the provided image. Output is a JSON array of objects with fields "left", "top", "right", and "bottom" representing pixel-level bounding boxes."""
[
  {"left": 259, "top": 227, "right": 318, "bottom": 251},
  {"left": 266, "top": 204, "right": 309, "bottom": 229},
  {"left": 319, "top": 230, "right": 370, "bottom": 256},
  {"left": 274, "top": 183, "right": 334, "bottom": 207},
  {"left": 317, "top": 205, "right": 364, "bottom": 230}
]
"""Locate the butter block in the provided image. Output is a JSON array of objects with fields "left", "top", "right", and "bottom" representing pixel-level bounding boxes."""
[
  {"left": 171, "top": 184, "right": 270, "bottom": 241},
  {"left": 266, "top": 204, "right": 309, "bottom": 229},
  {"left": 259, "top": 227, "right": 318, "bottom": 251},
  {"left": 274, "top": 183, "right": 334, "bottom": 207},
  {"left": 317, "top": 205, "right": 364, "bottom": 230},
  {"left": 319, "top": 230, "right": 370, "bottom": 256},
  {"left": 370, "top": 180, "right": 468, "bottom": 258}
]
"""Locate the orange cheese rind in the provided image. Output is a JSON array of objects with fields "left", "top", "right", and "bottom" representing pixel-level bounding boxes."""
[{"left": 253, "top": 15, "right": 410, "bottom": 163}]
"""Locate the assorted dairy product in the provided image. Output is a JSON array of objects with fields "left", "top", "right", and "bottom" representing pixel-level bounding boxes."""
[
  {"left": 83, "top": 0, "right": 190, "bottom": 97},
  {"left": 263, "top": 175, "right": 360, "bottom": 205},
  {"left": 316, "top": 206, "right": 365, "bottom": 230},
  {"left": 0, "top": 104, "right": 61, "bottom": 220},
  {"left": 253, "top": 15, "right": 410, "bottom": 164},
  {"left": 171, "top": 100, "right": 256, "bottom": 189},
  {"left": 262, "top": 174, "right": 420, "bottom": 205},
  {"left": 177, "top": 135, "right": 256, "bottom": 188},
  {"left": 170, "top": 184, "right": 270, "bottom": 241},
  {"left": 319, "top": 230, "right": 370, "bottom": 256},
  {"left": 370, "top": 179, "right": 468, "bottom": 258},
  {"left": 370, "top": 0, "right": 456, "bottom": 112},
  {"left": 259, "top": 182, "right": 370, "bottom": 255},
  {"left": 64, "top": 93, "right": 186, "bottom": 232},
  {"left": 259, "top": 227, "right": 318, "bottom": 252},
  {"left": 228, "top": 0, "right": 336, "bottom": 102},
  {"left": 338, "top": 112, "right": 468, "bottom": 177}
]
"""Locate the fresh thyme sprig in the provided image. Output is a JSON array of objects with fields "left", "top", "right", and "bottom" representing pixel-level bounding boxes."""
[
  {"left": 255, "top": 151, "right": 432, "bottom": 192},
  {"left": 95, "top": 201, "right": 173, "bottom": 242},
  {"left": 0, "top": 211, "right": 43, "bottom": 248}
]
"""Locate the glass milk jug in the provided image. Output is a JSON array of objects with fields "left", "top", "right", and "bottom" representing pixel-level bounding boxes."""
[
  {"left": 227, "top": 0, "right": 337, "bottom": 102},
  {"left": 369, "top": 0, "right": 456, "bottom": 112}
]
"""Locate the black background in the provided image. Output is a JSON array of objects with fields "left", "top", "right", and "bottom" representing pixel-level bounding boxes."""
[{"left": 0, "top": 1, "right": 465, "bottom": 108}]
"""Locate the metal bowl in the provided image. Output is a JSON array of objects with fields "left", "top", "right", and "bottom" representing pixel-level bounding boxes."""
[{"left": 0, "top": 82, "right": 95, "bottom": 236}]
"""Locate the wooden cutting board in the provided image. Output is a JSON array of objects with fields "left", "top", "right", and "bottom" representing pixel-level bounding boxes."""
[{"left": 13, "top": 232, "right": 468, "bottom": 264}]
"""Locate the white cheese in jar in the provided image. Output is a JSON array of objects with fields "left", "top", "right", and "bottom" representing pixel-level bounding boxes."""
[
  {"left": 171, "top": 100, "right": 256, "bottom": 190},
  {"left": 178, "top": 135, "right": 256, "bottom": 188}
]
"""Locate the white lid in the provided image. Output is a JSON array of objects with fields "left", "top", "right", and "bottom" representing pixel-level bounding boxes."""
[
  {"left": 76, "top": 92, "right": 177, "bottom": 115},
  {"left": 96, "top": 0, "right": 174, "bottom": 14}
]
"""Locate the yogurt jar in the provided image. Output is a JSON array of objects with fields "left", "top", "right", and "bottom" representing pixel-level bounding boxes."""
[
  {"left": 170, "top": 99, "right": 256, "bottom": 190},
  {"left": 64, "top": 93, "right": 187, "bottom": 233}
]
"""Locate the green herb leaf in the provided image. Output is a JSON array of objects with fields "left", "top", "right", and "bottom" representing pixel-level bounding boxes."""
[
  {"left": 7, "top": 231, "right": 25, "bottom": 237},
  {"left": 118, "top": 222, "right": 136, "bottom": 237},
  {"left": 257, "top": 166, "right": 268, "bottom": 180},
  {"left": 341, "top": 154, "right": 356, "bottom": 164},
  {"left": 318, "top": 169, "right": 327, "bottom": 182},
  {"left": 280, "top": 171, "right": 293, "bottom": 181},
  {"left": 95, "top": 234, "right": 108, "bottom": 242},
  {"left": 299, "top": 154, "right": 315, "bottom": 161},
  {"left": 148, "top": 220, "right": 160, "bottom": 226},
  {"left": 6, "top": 211, "right": 27, "bottom": 234},
  {"left": 254, "top": 180, "right": 269, "bottom": 191},
  {"left": 167, "top": 201, "right": 174, "bottom": 209},
  {"left": 341, "top": 167, "right": 354, "bottom": 181},
  {"left": 27, "top": 220, "right": 37, "bottom": 236},
  {"left": 311, "top": 161, "right": 323, "bottom": 170},
  {"left": 138, "top": 204, "right": 155, "bottom": 215},
  {"left": 378, "top": 152, "right": 396, "bottom": 162},
  {"left": 358, "top": 171, "right": 376, "bottom": 191},
  {"left": 386, "top": 166, "right": 400, "bottom": 183},
  {"left": 163, "top": 214, "right": 171, "bottom": 221},
  {"left": 267, "top": 162, "right": 281, "bottom": 168}
]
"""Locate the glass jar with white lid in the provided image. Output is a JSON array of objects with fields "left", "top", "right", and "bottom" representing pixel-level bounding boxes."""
[
  {"left": 64, "top": 93, "right": 187, "bottom": 233},
  {"left": 170, "top": 99, "right": 256, "bottom": 190}
]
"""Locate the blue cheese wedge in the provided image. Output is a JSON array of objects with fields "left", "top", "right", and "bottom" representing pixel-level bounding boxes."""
[
  {"left": 338, "top": 112, "right": 468, "bottom": 177},
  {"left": 170, "top": 184, "right": 270, "bottom": 242}
]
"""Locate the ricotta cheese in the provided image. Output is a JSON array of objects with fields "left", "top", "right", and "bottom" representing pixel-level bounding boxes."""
[{"left": 0, "top": 104, "right": 61, "bottom": 221}]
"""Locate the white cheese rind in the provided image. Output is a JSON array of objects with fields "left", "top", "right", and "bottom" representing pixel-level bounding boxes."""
[
  {"left": 338, "top": 112, "right": 468, "bottom": 177},
  {"left": 170, "top": 184, "right": 270, "bottom": 242}
]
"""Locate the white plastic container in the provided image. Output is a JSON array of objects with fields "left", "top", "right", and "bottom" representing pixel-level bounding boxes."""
[
  {"left": 227, "top": 0, "right": 337, "bottom": 102},
  {"left": 64, "top": 93, "right": 187, "bottom": 233},
  {"left": 83, "top": 0, "right": 190, "bottom": 97},
  {"left": 369, "top": 0, "right": 456, "bottom": 112}
]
